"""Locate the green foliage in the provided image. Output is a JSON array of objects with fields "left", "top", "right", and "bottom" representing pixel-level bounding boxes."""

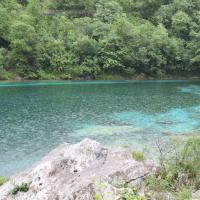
[
  {"left": 122, "top": 193, "right": 146, "bottom": 200},
  {"left": 71, "top": 35, "right": 99, "bottom": 63},
  {"left": 0, "top": 48, "right": 6, "bottom": 70},
  {"left": 95, "top": 194, "right": 101, "bottom": 200},
  {"left": 95, "top": 0, "right": 124, "bottom": 23},
  {"left": 95, "top": 184, "right": 146, "bottom": 200},
  {"left": 11, "top": 183, "right": 29, "bottom": 195},
  {"left": 0, "top": 176, "right": 7, "bottom": 186},
  {"left": 37, "top": 70, "right": 57, "bottom": 80},
  {"left": 172, "top": 11, "right": 192, "bottom": 39},
  {"left": 147, "top": 137, "right": 200, "bottom": 198},
  {"left": 132, "top": 151, "right": 146, "bottom": 162},
  {"left": 176, "top": 188, "right": 192, "bottom": 200},
  {"left": 0, "top": 0, "right": 200, "bottom": 80},
  {"left": 17, "top": 0, "right": 28, "bottom": 5},
  {"left": 69, "top": 66, "right": 100, "bottom": 78},
  {"left": 120, "top": 187, "right": 146, "bottom": 200},
  {"left": 97, "top": 73, "right": 128, "bottom": 80},
  {"left": 0, "top": 70, "right": 15, "bottom": 80},
  {"left": 0, "top": 6, "right": 11, "bottom": 45},
  {"left": 9, "top": 21, "right": 37, "bottom": 72},
  {"left": 53, "top": 0, "right": 96, "bottom": 17},
  {"left": 147, "top": 175, "right": 170, "bottom": 192},
  {"left": 37, "top": 38, "right": 68, "bottom": 72}
]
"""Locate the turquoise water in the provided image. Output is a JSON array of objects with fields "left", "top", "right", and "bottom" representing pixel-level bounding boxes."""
[{"left": 1, "top": 80, "right": 200, "bottom": 175}]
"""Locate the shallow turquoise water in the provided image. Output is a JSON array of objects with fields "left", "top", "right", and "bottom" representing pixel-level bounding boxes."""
[{"left": 1, "top": 80, "right": 200, "bottom": 175}]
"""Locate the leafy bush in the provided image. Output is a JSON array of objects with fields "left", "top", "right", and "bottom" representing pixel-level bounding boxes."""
[
  {"left": 124, "top": 67, "right": 136, "bottom": 76},
  {"left": 97, "top": 73, "right": 125, "bottom": 80},
  {"left": 147, "top": 176, "right": 170, "bottom": 192},
  {"left": 69, "top": 66, "right": 100, "bottom": 78},
  {"left": 59, "top": 73, "right": 72, "bottom": 80},
  {"left": 147, "top": 137, "right": 200, "bottom": 197},
  {"left": 0, "top": 70, "right": 15, "bottom": 80},
  {"left": 11, "top": 183, "right": 29, "bottom": 195},
  {"left": 37, "top": 70, "right": 57, "bottom": 80}
]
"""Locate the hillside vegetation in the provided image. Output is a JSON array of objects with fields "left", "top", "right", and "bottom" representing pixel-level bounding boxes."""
[{"left": 0, "top": 0, "right": 200, "bottom": 80}]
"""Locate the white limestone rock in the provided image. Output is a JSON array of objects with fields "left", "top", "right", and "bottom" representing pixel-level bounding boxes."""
[{"left": 0, "top": 139, "right": 158, "bottom": 200}]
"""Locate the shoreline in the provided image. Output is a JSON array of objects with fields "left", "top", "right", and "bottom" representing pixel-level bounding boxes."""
[
  {"left": 0, "top": 76, "right": 200, "bottom": 83},
  {"left": 1, "top": 138, "right": 200, "bottom": 199},
  {"left": 1, "top": 70, "right": 200, "bottom": 82}
]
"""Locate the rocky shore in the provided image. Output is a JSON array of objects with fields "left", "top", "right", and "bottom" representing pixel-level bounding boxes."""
[
  {"left": 0, "top": 139, "right": 159, "bottom": 200},
  {"left": 0, "top": 139, "right": 199, "bottom": 200}
]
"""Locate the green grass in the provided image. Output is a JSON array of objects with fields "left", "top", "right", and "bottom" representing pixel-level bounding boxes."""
[
  {"left": 0, "top": 176, "right": 7, "bottom": 186},
  {"left": 176, "top": 188, "right": 192, "bottom": 200},
  {"left": 120, "top": 187, "right": 146, "bottom": 200},
  {"left": 132, "top": 151, "right": 146, "bottom": 162}
]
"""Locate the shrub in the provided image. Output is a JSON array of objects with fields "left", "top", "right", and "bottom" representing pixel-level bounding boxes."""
[
  {"left": 69, "top": 66, "right": 100, "bottom": 78},
  {"left": 0, "top": 69, "right": 16, "bottom": 80},
  {"left": 11, "top": 183, "right": 29, "bottom": 195},
  {"left": 37, "top": 70, "right": 57, "bottom": 80},
  {"left": 124, "top": 67, "right": 136, "bottom": 76},
  {"left": 146, "top": 176, "right": 170, "bottom": 192},
  {"left": 59, "top": 73, "right": 72, "bottom": 80},
  {"left": 97, "top": 73, "right": 125, "bottom": 80},
  {"left": 147, "top": 137, "right": 200, "bottom": 196}
]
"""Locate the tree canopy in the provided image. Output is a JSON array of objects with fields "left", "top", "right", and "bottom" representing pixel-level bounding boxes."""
[{"left": 0, "top": 0, "right": 200, "bottom": 80}]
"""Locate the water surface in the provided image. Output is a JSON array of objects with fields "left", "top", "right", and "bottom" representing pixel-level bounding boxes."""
[{"left": 1, "top": 80, "right": 200, "bottom": 175}]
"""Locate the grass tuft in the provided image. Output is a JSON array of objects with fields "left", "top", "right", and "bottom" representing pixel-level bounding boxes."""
[
  {"left": 132, "top": 151, "right": 146, "bottom": 162},
  {"left": 0, "top": 176, "right": 7, "bottom": 186}
]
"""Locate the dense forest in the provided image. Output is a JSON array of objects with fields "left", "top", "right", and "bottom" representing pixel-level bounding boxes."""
[{"left": 0, "top": 0, "right": 200, "bottom": 80}]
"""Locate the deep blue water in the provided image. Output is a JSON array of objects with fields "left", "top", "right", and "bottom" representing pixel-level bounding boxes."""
[{"left": 0, "top": 80, "right": 200, "bottom": 175}]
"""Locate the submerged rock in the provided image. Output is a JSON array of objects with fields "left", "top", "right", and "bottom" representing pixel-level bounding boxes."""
[{"left": 0, "top": 139, "right": 158, "bottom": 200}]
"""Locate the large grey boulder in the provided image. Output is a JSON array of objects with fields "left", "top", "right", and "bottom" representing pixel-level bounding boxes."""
[{"left": 0, "top": 139, "right": 158, "bottom": 200}]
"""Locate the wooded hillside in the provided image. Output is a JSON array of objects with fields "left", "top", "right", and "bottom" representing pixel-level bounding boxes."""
[{"left": 0, "top": 0, "right": 200, "bottom": 80}]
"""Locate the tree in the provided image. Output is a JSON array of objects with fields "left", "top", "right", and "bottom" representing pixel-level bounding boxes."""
[
  {"left": 17, "top": 0, "right": 28, "bottom": 5},
  {"left": 172, "top": 11, "right": 192, "bottom": 39},
  {"left": 95, "top": 0, "right": 124, "bottom": 23},
  {"left": 0, "top": 48, "right": 6, "bottom": 71},
  {"left": 55, "top": 0, "right": 96, "bottom": 17},
  {"left": 153, "top": 4, "right": 176, "bottom": 28},
  {"left": 0, "top": 0, "right": 199, "bottom": 79},
  {"left": 188, "top": 31, "right": 200, "bottom": 70},
  {"left": 70, "top": 35, "right": 99, "bottom": 65},
  {"left": 9, "top": 21, "right": 38, "bottom": 73},
  {"left": 0, "top": 7, "right": 11, "bottom": 48}
]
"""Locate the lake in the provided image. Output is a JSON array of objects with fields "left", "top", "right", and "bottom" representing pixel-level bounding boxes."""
[{"left": 0, "top": 80, "right": 200, "bottom": 176}]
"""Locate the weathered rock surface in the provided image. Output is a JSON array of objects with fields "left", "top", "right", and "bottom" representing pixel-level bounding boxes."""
[
  {"left": 0, "top": 139, "right": 158, "bottom": 200},
  {"left": 192, "top": 190, "right": 200, "bottom": 200}
]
